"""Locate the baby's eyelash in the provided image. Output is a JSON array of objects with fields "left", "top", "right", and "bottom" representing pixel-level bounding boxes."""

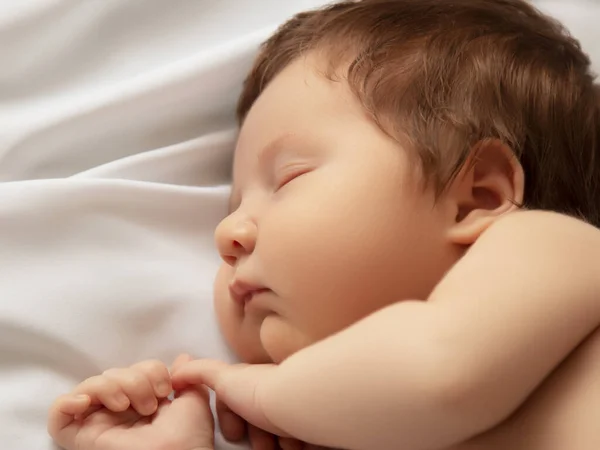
[{"left": 275, "top": 166, "right": 311, "bottom": 190}]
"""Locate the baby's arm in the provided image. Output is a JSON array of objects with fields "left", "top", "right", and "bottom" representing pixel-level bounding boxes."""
[{"left": 173, "top": 211, "right": 600, "bottom": 450}]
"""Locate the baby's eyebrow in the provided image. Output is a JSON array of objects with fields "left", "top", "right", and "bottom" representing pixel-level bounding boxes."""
[
  {"left": 228, "top": 132, "right": 299, "bottom": 213},
  {"left": 257, "top": 132, "right": 297, "bottom": 163}
]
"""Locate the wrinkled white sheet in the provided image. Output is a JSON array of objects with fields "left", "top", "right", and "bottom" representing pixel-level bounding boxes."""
[
  {"left": 0, "top": 1, "right": 329, "bottom": 449},
  {"left": 0, "top": 1, "right": 598, "bottom": 449}
]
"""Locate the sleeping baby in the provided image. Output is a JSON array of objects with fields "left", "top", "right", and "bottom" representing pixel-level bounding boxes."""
[{"left": 49, "top": 0, "right": 600, "bottom": 449}]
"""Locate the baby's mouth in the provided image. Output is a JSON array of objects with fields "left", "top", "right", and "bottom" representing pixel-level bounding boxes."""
[{"left": 228, "top": 279, "right": 269, "bottom": 306}]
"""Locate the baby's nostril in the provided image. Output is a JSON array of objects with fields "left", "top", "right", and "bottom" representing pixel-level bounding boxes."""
[{"left": 232, "top": 241, "right": 242, "bottom": 249}]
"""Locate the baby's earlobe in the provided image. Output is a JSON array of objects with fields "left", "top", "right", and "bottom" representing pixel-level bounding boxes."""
[{"left": 446, "top": 139, "right": 524, "bottom": 245}]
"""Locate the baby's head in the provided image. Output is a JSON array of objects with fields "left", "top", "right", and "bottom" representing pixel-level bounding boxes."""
[{"left": 214, "top": 0, "right": 600, "bottom": 364}]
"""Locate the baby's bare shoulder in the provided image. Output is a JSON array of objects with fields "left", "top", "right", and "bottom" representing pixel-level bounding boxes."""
[
  {"left": 490, "top": 210, "right": 599, "bottom": 239},
  {"left": 473, "top": 210, "right": 600, "bottom": 262},
  {"left": 453, "top": 326, "right": 600, "bottom": 450}
]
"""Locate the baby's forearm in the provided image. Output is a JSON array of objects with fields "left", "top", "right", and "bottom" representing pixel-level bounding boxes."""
[
  {"left": 259, "top": 301, "right": 484, "bottom": 450},
  {"left": 256, "top": 211, "right": 600, "bottom": 450}
]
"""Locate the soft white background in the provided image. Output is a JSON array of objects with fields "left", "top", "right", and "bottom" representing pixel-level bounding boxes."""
[{"left": 0, "top": 1, "right": 598, "bottom": 449}]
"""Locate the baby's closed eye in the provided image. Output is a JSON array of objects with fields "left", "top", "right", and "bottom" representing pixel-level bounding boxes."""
[{"left": 274, "top": 163, "right": 313, "bottom": 191}]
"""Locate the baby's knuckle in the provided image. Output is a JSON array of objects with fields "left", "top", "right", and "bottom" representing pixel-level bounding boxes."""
[
  {"left": 102, "top": 368, "right": 143, "bottom": 388},
  {"left": 102, "top": 367, "right": 124, "bottom": 378},
  {"left": 82, "top": 374, "right": 106, "bottom": 389},
  {"left": 83, "top": 374, "right": 100, "bottom": 383},
  {"left": 138, "top": 359, "right": 168, "bottom": 374},
  {"left": 120, "top": 370, "right": 147, "bottom": 387}
]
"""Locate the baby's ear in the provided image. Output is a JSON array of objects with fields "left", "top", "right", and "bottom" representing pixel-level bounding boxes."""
[{"left": 446, "top": 139, "right": 524, "bottom": 245}]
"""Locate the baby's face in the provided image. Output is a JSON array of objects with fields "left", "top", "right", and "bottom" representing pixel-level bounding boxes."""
[{"left": 214, "top": 56, "right": 461, "bottom": 364}]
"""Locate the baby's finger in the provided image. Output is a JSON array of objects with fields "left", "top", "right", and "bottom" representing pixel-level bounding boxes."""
[
  {"left": 170, "top": 353, "right": 194, "bottom": 373},
  {"left": 171, "top": 354, "right": 195, "bottom": 399},
  {"left": 102, "top": 368, "right": 158, "bottom": 416},
  {"left": 48, "top": 394, "right": 91, "bottom": 437},
  {"left": 248, "top": 424, "right": 276, "bottom": 450},
  {"left": 130, "top": 359, "right": 172, "bottom": 398},
  {"left": 73, "top": 375, "right": 130, "bottom": 412},
  {"left": 216, "top": 397, "right": 246, "bottom": 442},
  {"left": 54, "top": 394, "right": 92, "bottom": 416}
]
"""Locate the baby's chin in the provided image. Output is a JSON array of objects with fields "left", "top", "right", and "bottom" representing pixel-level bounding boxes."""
[
  {"left": 219, "top": 308, "right": 313, "bottom": 364},
  {"left": 216, "top": 309, "right": 272, "bottom": 363},
  {"left": 213, "top": 277, "right": 314, "bottom": 363},
  {"left": 258, "top": 314, "right": 314, "bottom": 364}
]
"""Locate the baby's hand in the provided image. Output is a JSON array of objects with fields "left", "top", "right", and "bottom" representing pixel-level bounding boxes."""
[
  {"left": 48, "top": 356, "right": 215, "bottom": 450},
  {"left": 62, "top": 359, "right": 172, "bottom": 415}
]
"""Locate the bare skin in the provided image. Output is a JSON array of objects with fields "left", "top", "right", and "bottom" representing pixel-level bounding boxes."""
[
  {"left": 48, "top": 355, "right": 216, "bottom": 450},
  {"left": 49, "top": 51, "right": 600, "bottom": 450},
  {"left": 49, "top": 330, "right": 600, "bottom": 450},
  {"left": 181, "top": 57, "right": 600, "bottom": 450},
  {"left": 172, "top": 212, "right": 600, "bottom": 450},
  {"left": 454, "top": 326, "right": 600, "bottom": 450}
]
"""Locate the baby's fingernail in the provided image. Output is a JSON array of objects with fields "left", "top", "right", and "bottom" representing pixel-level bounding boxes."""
[
  {"left": 156, "top": 381, "right": 171, "bottom": 396},
  {"left": 144, "top": 399, "right": 157, "bottom": 414},
  {"left": 116, "top": 393, "right": 129, "bottom": 406},
  {"left": 75, "top": 395, "right": 88, "bottom": 402}
]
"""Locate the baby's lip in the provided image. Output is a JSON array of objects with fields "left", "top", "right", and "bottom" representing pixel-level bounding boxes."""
[{"left": 229, "top": 279, "right": 269, "bottom": 305}]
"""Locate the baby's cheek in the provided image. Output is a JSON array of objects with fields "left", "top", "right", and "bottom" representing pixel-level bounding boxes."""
[
  {"left": 259, "top": 315, "right": 315, "bottom": 363},
  {"left": 213, "top": 265, "right": 234, "bottom": 335}
]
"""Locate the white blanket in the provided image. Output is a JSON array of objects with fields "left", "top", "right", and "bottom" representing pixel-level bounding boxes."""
[
  {"left": 0, "top": 1, "right": 329, "bottom": 449},
  {"left": 0, "top": 1, "right": 597, "bottom": 449}
]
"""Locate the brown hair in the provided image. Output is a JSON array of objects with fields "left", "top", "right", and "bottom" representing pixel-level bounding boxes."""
[{"left": 237, "top": 0, "right": 600, "bottom": 226}]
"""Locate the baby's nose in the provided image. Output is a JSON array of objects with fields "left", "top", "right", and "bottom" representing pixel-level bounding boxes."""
[{"left": 215, "top": 215, "right": 257, "bottom": 265}]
